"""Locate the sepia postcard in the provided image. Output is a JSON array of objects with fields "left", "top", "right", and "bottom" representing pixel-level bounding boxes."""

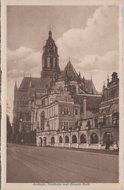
[{"left": 1, "top": 0, "right": 123, "bottom": 190}]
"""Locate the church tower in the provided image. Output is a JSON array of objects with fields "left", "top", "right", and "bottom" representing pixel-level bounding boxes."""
[{"left": 41, "top": 29, "right": 60, "bottom": 79}]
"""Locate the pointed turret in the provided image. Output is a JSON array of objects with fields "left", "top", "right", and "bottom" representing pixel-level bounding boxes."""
[
  {"left": 14, "top": 81, "right": 17, "bottom": 91},
  {"left": 103, "top": 81, "right": 106, "bottom": 90},
  {"left": 107, "top": 73, "right": 109, "bottom": 87},
  {"left": 41, "top": 29, "right": 60, "bottom": 79}
]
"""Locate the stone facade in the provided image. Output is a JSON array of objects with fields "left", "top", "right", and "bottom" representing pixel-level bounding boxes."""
[{"left": 13, "top": 30, "right": 119, "bottom": 149}]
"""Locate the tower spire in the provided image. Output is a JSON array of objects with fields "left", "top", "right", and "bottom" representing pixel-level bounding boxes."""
[{"left": 49, "top": 24, "right": 52, "bottom": 37}]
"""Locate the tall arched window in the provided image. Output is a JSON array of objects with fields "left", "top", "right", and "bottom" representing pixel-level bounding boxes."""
[
  {"left": 90, "top": 133, "right": 98, "bottom": 144},
  {"left": 65, "top": 135, "right": 69, "bottom": 143},
  {"left": 59, "top": 136, "right": 63, "bottom": 143},
  {"left": 53, "top": 58, "right": 56, "bottom": 68},
  {"left": 80, "top": 134, "right": 86, "bottom": 143},
  {"left": 72, "top": 135, "right": 77, "bottom": 143},
  {"left": 41, "top": 111, "right": 45, "bottom": 131},
  {"left": 47, "top": 57, "right": 50, "bottom": 68}
]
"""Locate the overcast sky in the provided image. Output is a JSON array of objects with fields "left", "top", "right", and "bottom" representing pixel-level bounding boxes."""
[{"left": 7, "top": 5, "right": 119, "bottom": 121}]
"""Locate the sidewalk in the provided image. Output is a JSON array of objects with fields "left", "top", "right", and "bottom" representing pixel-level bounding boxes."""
[
  {"left": 9, "top": 143, "right": 118, "bottom": 155},
  {"left": 45, "top": 146, "right": 119, "bottom": 155}
]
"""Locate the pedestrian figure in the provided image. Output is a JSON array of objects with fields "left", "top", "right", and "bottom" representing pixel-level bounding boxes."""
[
  {"left": 40, "top": 137, "right": 42, "bottom": 147},
  {"left": 105, "top": 138, "right": 110, "bottom": 150}
]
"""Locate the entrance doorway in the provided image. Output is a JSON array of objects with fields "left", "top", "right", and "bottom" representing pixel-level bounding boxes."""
[
  {"left": 51, "top": 137, "right": 55, "bottom": 145},
  {"left": 103, "top": 132, "right": 113, "bottom": 150}
]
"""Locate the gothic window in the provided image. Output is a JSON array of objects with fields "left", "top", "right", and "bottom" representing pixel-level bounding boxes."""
[
  {"left": 80, "top": 134, "right": 86, "bottom": 143},
  {"left": 59, "top": 136, "right": 63, "bottom": 143},
  {"left": 112, "top": 112, "right": 119, "bottom": 125},
  {"left": 65, "top": 135, "right": 69, "bottom": 143},
  {"left": 72, "top": 135, "right": 77, "bottom": 143},
  {"left": 90, "top": 133, "right": 98, "bottom": 144},
  {"left": 47, "top": 57, "right": 50, "bottom": 68},
  {"left": 53, "top": 58, "right": 56, "bottom": 68}
]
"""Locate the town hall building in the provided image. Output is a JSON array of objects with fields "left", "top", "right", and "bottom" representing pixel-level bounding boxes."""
[{"left": 13, "top": 30, "right": 119, "bottom": 149}]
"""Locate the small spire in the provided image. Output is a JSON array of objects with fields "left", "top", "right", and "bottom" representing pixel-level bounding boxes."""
[
  {"left": 107, "top": 72, "right": 109, "bottom": 80},
  {"left": 103, "top": 81, "right": 105, "bottom": 89},
  {"left": 49, "top": 24, "right": 52, "bottom": 36},
  {"left": 14, "top": 80, "right": 17, "bottom": 90},
  {"left": 79, "top": 71, "right": 81, "bottom": 79},
  {"left": 68, "top": 57, "right": 71, "bottom": 63},
  {"left": 107, "top": 72, "right": 109, "bottom": 85}
]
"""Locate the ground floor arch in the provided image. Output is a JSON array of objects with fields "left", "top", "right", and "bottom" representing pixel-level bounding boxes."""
[
  {"left": 90, "top": 133, "right": 98, "bottom": 144},
  {"left": 51, "top": 136, "right": 55, "bottom": 145},
  {"left": 65, "top": 135, "right": 69, "bottom": 143},
  {"left": 72, "top": 135, "right": 77, "bottom": 143},
  {"left": 80, "top": 134, "right": 86, "bottom": 143},
  {"left": 59, "top": 136, "right": 63, "bottom": 143}
]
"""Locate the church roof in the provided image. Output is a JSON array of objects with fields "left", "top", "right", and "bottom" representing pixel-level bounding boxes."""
[
  {"left": 58, "top": 61, "right": 79, "bottom": 82},
  {"left": 84, "top": 79, "right": 98, "bottom": 94},
  {"left": 19, "top": 77, "right": 52, "bottom": 91},
  {"left": 19, "top": 77, "right": 41, "bottom": 90}
]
